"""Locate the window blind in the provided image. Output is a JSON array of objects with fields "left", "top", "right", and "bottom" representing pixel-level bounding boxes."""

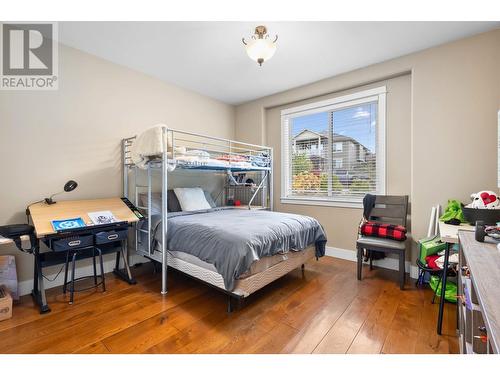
[{"left": 281, "top": 87, "right": 386, "bottom": 205}]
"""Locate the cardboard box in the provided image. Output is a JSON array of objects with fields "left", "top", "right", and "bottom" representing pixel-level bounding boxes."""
[
  {"left": 0, "top": 286, "right": 13, "bottom": 321},
  {"left": 0, "top": 255, "right": 18, "bottom": 300}
]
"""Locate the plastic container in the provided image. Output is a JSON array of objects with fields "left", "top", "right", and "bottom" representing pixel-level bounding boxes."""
[{"left": 461, "top": 206, "right": 500, "bottom": 225}]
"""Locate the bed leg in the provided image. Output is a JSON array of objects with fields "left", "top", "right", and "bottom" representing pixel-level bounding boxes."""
[{"left": 227, "top": 295, "right": 233, "bottom": 314}]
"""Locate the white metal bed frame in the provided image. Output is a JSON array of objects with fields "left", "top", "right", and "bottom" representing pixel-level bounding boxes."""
[{"left": 122, "top": 127, "right": 274, "bottom": 296}]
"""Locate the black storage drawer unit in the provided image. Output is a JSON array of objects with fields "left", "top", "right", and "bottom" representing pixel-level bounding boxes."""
[
  {"left": 49, "top": 234, "right": 94, "bottom": 252},
  {"left": 95, "top": 229, "right": 128, "bottom": 245}
]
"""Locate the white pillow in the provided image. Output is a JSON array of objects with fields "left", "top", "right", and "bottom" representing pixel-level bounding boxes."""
[{"left": 174, "top": 187, "right": 212, "bottom": 211}]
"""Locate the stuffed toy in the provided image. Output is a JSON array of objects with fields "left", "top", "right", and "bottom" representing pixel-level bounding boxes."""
[
  {"left": 469, "top": 190, "right": 500, "bottom": 209},
  {"left": 441, "top": 199, "right": 466, "bottom": 222}
]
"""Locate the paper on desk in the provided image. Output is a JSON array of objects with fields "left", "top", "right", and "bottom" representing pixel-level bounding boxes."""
[{"left": 88, "top": 211, "right": 117, "bottom": 225}]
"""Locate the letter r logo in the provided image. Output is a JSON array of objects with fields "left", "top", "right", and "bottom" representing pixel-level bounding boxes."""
[{"left": 2, "top": 23, "right": 53, "bottom": 75}]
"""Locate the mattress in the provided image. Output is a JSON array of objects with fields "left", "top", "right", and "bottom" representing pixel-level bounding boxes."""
[
  {"left": 165, "top": 246, "right": 316, "bottom": 297},
  {"left": 174, "top": 156, "right": 256, "bottom": 169},
  {"left": 137, "top": 230, "right": 316, "bottom": 296},
  {"left": 151, "top": 207, "right": 327, "bottom": 290},
  {"left": 130, "top": 125, "right": 270, "bottom": 170},
  {"left": 168, "top": 249, "right": 305, "bottom": 280}
]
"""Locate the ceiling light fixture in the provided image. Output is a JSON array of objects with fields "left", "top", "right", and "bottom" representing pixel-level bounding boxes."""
[{"left": 242, "top": 25, "right": 278, "bottom": 66}]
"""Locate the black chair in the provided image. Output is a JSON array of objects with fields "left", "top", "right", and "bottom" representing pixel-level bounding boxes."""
[
  {"left": 356, "top": 195, "right": 409, "bottom": 289},
  {"left": 0, "top": 224, "right": 37, "bottom": 252}
]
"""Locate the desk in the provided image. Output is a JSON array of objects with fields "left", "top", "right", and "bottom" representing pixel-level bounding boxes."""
[
  {"left": 29, "top": 198, "right": 139, "bottom": 237},
  {"left": 458, "top": 231, "right": 500, "bottom": 353},
  {"left": 27, "top": 198, "right": 140, "bottom": 313},
  {"left": 437, "top": 221, "right": 474, "bottom": 335}
]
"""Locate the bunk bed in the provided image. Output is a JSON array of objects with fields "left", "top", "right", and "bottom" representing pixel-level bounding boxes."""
[{"left": 122, "top": 125, "right": 327, "bottom": 311}]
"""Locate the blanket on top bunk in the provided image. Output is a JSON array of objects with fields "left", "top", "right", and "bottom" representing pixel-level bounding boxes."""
[
  {"left": 149, "top": 207, "right": 327, "bottom": 290},
  {"left": 130, "top": 124, "right": 169, "bottom": 168}
]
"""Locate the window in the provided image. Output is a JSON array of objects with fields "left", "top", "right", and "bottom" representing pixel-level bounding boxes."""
[
  {"left": 333, "top": 158, "right": 343, "bottom": 168},
  {"left": 281, "top": 86, "right": 386, "bottom": 207},
  {"left": 333, "top": 142, "right": 343, "bottom": 153}
]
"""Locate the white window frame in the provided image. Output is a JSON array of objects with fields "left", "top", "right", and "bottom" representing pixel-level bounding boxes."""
[
  {"left": 333, "top": 142, "right": 343, "bottom": 153},
  {"left": 281, "top": 86, "right": 386, "bottom": 208},
  {"left": 333, "top": 158, "right": 343, "bottom": 169}
]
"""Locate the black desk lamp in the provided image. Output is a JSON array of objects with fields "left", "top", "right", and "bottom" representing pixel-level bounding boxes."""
[
  {"left": 24, "top": 180, "right": 79, "bottom": 224},
  {"left": 44, "top": 180, "right": 78, "bottom": 205}
]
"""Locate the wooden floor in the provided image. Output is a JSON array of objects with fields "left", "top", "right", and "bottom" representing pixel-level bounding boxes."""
[{"left": 0, "top": 257, "right": 459, "bottom": 354}]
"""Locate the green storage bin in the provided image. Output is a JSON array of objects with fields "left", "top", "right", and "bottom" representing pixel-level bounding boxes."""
[
  {"left": 429, "top": 275, "right": 457, "bottom": 303},
  {"left": 418, "top": 236, "right": 446, "bottom": 264}
]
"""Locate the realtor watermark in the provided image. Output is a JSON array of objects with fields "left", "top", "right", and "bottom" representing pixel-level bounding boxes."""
[{"left": 1, "top": 22, "right": 58, "bottom": 90}]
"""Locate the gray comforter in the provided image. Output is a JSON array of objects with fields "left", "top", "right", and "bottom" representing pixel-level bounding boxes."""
[{"left": 149, "top": 207, "right": 326, "bottom": 290}]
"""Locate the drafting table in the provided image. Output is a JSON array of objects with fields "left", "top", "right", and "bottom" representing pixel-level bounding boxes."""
[{"left": 26, "top": 197, "right": 140, "bottom": 313}]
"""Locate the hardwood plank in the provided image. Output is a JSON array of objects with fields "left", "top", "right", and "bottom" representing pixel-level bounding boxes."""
[
  {"left": 2, "top": 275, "right": 204, "bottom": 353},
  {"left": 211, "top": 324, "right": 269, "bottom": 354},
  {"left": 74, "top": 341, "right": 111, "bottom": 354},
  {"left": 0, "top": 287, "right": 157, "bottom": 352},
  {"left": 1, "top": 267, "right": 163, "bottom": 338},
  {"left": 245, "top": 264, "right": 379, "bottom": 354},
  {"left": 346, "top": 281, "right": 401, "bottom": 354},
  {"left": 313, "top": 295, "right": 376, "bottom": 354},
  {"left": 311, "top": 273, "right": 393, "bottom": 354},
  {"left": 7, "top": 294, "right": 167, "bottom": 353},
  {"left": 381, "top": 299, "right": 423, "bottom": 354},
  {"left": 280, "top": 271, "right": 353, "bottom": 330},
  {"left": 145, "top": 308, "right": 231, "bottom": 353},
  {"left": 281, "top": 276, "right": 361, "bottom": 353},
  {"left": 101, "top": 312, "right": 180, "bottom": 353},
  {"left": 246, "top": 322, "right": 299, "bottom": 354},
  {"left": 166, "top": 271, "right": 313, "bottom": 354},
  {"left": 251, "top": 267, "right": 340, "bottom": 334},
  {"left": 207, "top": 273, "right": 316, "bottom": 354},
  {"left": 413, "top": 290, "right": 451, "bottom": 354},
  {"left": 102, "top": 290, "right": 224, "bottom": 353},
  {"left": 0, "top": 257, "right": 458, "bottom": 354},
  {"left": 446, "top": 302, "right": 460, "bottom": 354},
  {"left": 0, "top": 272, "right": 151, "bottom": 333}
]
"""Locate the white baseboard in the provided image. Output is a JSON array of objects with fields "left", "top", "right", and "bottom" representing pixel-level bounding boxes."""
[
  {"left": 17, "top": 254, "right": 148, "bottom": 297},
  {"left": 325, "top": 246, "right": 419, "bottom": 279}
]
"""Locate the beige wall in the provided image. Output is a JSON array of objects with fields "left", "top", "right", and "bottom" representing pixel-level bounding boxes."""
[
  {"left": 235, "top": 29, "right": 500, "bottom": 261},
  {"left": 1, "top": 29, "right": 499, "bottom": 285},
  {"left": 0, "top": 44, "right": 235, "bottom": 282},
  {"left": 266, "top": 75, "right": 411, "bottom": 252}
]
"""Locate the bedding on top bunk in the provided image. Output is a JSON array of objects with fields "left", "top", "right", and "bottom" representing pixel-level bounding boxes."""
[
  {"left": 148, "top": 207, "right": 327, "bottom": 290},
  {"left": 130, "top": 125, "right": 168, "bottom": 168},
  {"left": 130, "top": 125, "right": 270, "bottom": 170}
]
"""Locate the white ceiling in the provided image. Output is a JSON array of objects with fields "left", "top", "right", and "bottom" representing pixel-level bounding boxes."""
[{"left": 59, "top": 22, "right": 499, "bottom": 104}]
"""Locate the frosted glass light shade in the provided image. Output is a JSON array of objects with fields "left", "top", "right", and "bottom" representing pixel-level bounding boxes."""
[{"left": 245, "top": 38, "right": 276, "bottom": 66}]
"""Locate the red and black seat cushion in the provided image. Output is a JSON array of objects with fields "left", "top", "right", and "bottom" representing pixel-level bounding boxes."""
[{"left": 360, "top": 221, "right": 407, "bottom": 241}]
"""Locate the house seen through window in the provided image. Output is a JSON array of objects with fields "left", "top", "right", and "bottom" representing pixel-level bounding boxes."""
[{"left": 281, "top": 87, "right": 386, "bottom": 205}]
